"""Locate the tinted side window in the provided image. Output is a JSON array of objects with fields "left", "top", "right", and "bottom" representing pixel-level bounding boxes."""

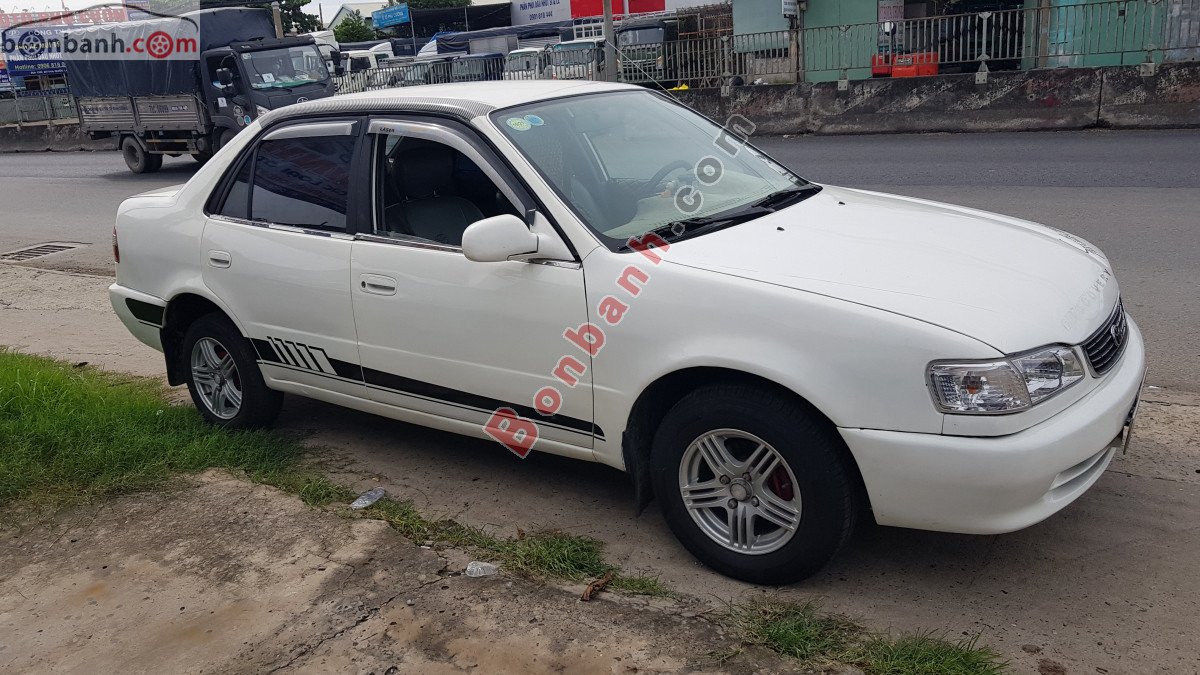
[
  {"left": 217, "top": 157, "right": 252, "bottom": 220},
  {"left": 251, "top": 135, "right": 354, "bottom": 231}
]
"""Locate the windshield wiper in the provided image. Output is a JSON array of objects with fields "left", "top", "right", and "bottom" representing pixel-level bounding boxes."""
[
  {"left": 615, "top": 184, "right": 820, "bottom": 252},
  {"left": 749, "top": 184, "right": 821, "bottom": 211},
  {"left": 615, "top": 207, "right": 769, "bottom": 250}
]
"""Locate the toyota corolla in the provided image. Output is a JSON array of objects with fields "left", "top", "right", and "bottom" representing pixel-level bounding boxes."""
[{"left": 110, "top": 81, "right": 1144, "bottom": 584}]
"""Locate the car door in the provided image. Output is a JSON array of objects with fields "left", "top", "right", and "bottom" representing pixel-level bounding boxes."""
[
  {"left": 349, "top": 117, "right": 599, "bottom": 457},
  {"left": 203, "top": 118, "right": 368, "bottom": 401}
]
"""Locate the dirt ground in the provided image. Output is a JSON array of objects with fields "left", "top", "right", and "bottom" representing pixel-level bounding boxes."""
[
  {"left": 3, "top": 262, "right": 1199, "bottom": 674},
  {"left": 0, "top": 471, "right": 796, "bottom": 674}
]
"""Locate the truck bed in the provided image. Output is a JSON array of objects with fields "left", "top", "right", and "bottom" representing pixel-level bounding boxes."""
[{"left": 78, "top": 95, "right": 207, "bottom": 133}]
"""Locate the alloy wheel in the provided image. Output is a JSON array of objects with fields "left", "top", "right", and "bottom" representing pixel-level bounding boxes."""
[
  {"left": 677, "top": 429, "right": 801, "bottom": 555},
  {"left": 190, "top": 337, "right": 243, "bottom": 420}
]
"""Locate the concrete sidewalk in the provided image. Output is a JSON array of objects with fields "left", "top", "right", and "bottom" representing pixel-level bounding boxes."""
[{"left": 3, "top": 262, "right": 1199, "bottom": 673}]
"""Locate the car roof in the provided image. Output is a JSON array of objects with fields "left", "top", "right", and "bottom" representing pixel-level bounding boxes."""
[{"left": 258, "top": 80, "right": 640, "bottom": 126}]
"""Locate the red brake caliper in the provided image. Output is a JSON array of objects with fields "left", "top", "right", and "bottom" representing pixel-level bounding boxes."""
[
  {"left": 216, "top": 346, "right": 240, "bottom": 389},
  {"left": 767, "top": 465, "right": 794, "bottom": 502}
]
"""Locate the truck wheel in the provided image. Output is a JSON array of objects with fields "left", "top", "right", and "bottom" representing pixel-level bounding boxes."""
[
  {"left": 121, "top": 137, "right": 161, "bottom": 174},
  {"left": 182, "top": 313, "right": 283, "bottom": 430},
  {"left": 650, "top": 384, "right": 858, "bottom": 585},
  {"left": 192, "top": 150, "right": 213, "bottom": 165},
  {"left": 215, "top": 127, "right": 237, "bottom": 152}
]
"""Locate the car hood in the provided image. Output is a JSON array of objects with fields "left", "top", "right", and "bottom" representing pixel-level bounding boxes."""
[{"left": 663, "top": 185, "right": 1119, "bottom": 353}]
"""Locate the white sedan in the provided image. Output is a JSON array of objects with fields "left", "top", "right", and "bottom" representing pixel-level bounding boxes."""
[{"left": 110, "top": 81, "right": 1144, "bottom": 584}]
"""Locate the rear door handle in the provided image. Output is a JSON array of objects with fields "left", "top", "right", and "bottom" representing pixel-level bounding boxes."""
[
  {"left": 360, "top": 274, "right": 397, "bottom": 296},
  {"left": 208, "top": 250, "right": 231, "bottom": 268}
]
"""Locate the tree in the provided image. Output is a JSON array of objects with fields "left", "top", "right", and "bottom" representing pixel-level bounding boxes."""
[
  {"left": 276, "top": 0, "right": 322, "bottom": 33},
  {"left": 334, "top": 10, "right": 376, "bottom": 43}
]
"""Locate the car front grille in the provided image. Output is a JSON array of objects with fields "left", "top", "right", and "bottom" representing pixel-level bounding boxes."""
[{"left": 1081, "top": 300, "right": 1129, "bottom": 375}]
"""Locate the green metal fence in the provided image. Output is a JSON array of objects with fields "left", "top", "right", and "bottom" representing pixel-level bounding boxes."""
[{"left": 802, "top": 0, "right": 1200, "bottom": 81}]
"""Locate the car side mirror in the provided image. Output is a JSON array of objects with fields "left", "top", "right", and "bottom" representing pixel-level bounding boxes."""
[
  {"left": 216, "top": 68, "right": 234, "bottom": 87},
  {"left": 462, "top": 214, "right": 539, "bottom": 262}
]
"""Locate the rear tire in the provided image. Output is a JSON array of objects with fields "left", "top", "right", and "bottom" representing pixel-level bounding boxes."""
[
  {"left": 182, "top": 313, "right": 282, "bottom": 430},
  {"left": 650, "top": 383, "right": 857, "bottom": 585},
  {"left": 121, "top": 137, "right": 161, "bottom": 174}
]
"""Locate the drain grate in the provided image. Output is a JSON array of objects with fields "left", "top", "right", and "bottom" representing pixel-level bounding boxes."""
[{"left": 0, "top": 242, "right": 86, "bottom": 262}]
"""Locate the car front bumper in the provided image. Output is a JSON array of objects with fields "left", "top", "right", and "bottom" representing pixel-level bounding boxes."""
[{"left": 840, "top": 318, "right": 1146, "bottom": 535}]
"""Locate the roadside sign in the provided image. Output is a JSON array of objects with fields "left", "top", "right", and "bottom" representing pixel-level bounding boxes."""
[{"left": 372, "top": 3, "right": 410, "bottom": 28}]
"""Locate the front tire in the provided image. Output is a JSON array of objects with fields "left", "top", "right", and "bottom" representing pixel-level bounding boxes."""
[
  {"left": 215, "top": 127, "right": 237, "bottom": 152},
  {"left": 651, "top": 384, "right": 857, "bottom": 585},
  {"left": 182, "top": 314, "right": 282, "bottom": 429}
]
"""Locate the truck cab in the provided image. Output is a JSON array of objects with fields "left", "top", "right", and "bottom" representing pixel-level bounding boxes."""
[
  {"left": 202, "top": 37, "right": 335, "bottom": 148},
  {"left": 616, "top": 20, "right": 675, "bottom": 85}
]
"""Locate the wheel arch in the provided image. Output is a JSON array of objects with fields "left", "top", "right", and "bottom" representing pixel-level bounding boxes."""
[
  {"left": 161, "top": 291, "right": 244, "bottom": 386},
  {"left": 621, "top": 366, "right": 869, "bottom": 515}
]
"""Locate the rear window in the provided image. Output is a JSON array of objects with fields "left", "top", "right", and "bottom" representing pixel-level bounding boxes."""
[{"left": 249, "top": 136, "right": 354, "bottom": 231}]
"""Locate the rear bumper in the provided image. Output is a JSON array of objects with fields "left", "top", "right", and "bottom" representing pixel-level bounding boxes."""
[
  {"left": 841, "top": 319, "right": 1145, "bottom": 534},
  {"left": 109, "top": 283, "right": 165, "bottom": 352}
]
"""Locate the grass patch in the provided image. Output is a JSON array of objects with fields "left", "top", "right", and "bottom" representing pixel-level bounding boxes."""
[
  {"left": 734, "top": 600, "right": 859, "bottom": 662},
  {"left": 0, "top": 351, "right": 305, "bottom": 513},
  {"left": 735, "top": 600, "right": 1007, "bottom": 674},
  {"left": 253, "top": 470, "right": 356, "bottom": 507},
  {"left": 361, "top": 497, "right": 671, "bottom": 596},
  {"left": 852, "top": 633, "right": 1006, "bottom": 675},
  {"left": 608, "top": 573, "right": 673, "bottom": 597},
  {"left": 0, "top": 351, "right": 670, "bottom": 596}
]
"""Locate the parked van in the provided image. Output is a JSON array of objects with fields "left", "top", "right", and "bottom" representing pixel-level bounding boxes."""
[
  {"left": 548, "top": 38, "right": 605, "bottom": 80},
  {"left": 503, "top": 47, "right": 549, "bottom": 80},
  {"left": 451, "top": 53, "right": 505, "bottom": 82}
]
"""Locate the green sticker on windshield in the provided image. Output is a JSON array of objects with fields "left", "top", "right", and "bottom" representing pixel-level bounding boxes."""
[{"left": 506, "top": 118, "right": 533, "bottom": 132}]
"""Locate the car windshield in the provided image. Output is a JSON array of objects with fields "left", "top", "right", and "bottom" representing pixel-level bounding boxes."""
[
  {"left": 552, "top": 43, "right": 599, "bottom": 65},
  {"left": 243, "top": 46, "right": 330, "bottom": 90},
  {"left": 492, "top": 90, "right": 811, "bottom": 249},
  {"left": 507, "top": 52, "right": 538, "bottom": 69},
  {"left": 618, "top": 27, "right": 664, "bottom": 46}
]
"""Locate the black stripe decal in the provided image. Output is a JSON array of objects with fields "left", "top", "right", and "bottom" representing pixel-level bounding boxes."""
[
  {"left": 287, "top": 341, "right": 314, "bottom": 370},
  {"left": 302, "top": 346, "right": 326, "bottom": 373},
  {"left": 250, "top": 338, "right": 281, "bottom": 363},
  {"left": 322, "top": 353, "right": 365, "bottom": 381},
  {"left": 360, "top": 366, "right": 602, "bottom": 439},
  {"left": 126, "top": 298, "right": 165, "bottom": 326},
  {"left": 253, "top": 338, "right": 602, "bottom": 439},
  {"left": 272, "top": 338, "right": 298, "bottom": 367}
]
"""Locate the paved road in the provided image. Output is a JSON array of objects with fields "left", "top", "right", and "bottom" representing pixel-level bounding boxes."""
[{"left": 1, "top": 128, "right": 1198, "bottom": 389}]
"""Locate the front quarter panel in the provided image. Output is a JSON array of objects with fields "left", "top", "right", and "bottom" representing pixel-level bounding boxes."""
[{"left": 582, "top": 250, "right": 1000, "bottom": 470}]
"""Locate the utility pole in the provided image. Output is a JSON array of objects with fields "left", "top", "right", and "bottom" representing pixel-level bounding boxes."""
[
  {"left": 271, "top": 1, "right": 284, "bottom": 38},
  {"left": 601, "top": 0, "right": 617, "bottom": 81}
]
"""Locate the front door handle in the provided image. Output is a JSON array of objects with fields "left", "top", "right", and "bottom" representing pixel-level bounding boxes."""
[
  {"left": 360, "top": 274, "right": 397, "bottom": 296},
  {"left": 208, "top": 250, "right": 231, "bottom": 268}
]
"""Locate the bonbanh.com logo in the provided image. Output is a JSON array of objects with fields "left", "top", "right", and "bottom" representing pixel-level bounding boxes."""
[
  {"left": 2, "top": 27, "right": 196, "bottom": 59},
  {"left": 1, "top": 3, "right": 200, "bottom": 63}
]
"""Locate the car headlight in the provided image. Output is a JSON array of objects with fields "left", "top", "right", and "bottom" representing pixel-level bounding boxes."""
[{"left": 928, "top": 345, "right": 1085, "bottom": 414}]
